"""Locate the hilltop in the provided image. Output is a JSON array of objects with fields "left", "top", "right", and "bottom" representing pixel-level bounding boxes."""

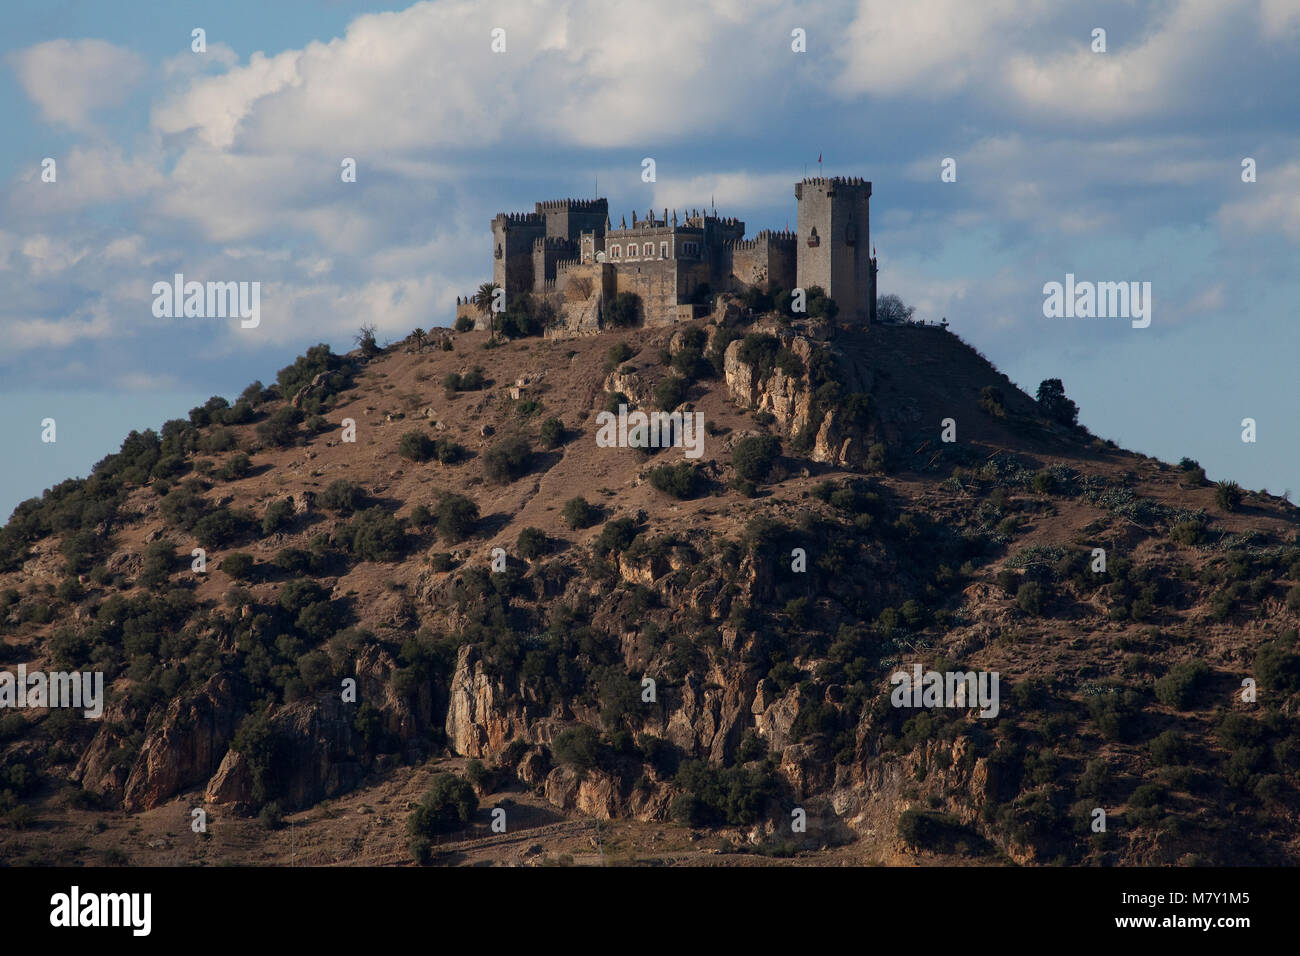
[{"left": 2, "top": 301, "right": 1299, "bottom": 866}]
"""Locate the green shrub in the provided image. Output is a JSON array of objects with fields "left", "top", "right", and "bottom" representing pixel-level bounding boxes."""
[
  {"left": 672, "top": 759, "right": 779, "bottom": 827},
  {"left": 216, "top": 452, "right": 252, "bottom": 481},
  {"left": 978, "top": 386, "right": 1006, "bottom": 417},
  {"left": 593, "top": 517, "right": 638, "bottom": 555},
  {"left": 1169, "top": 519, "right": 1206, "bottom": 546},
  {"left": 774, "top": 347, "right": 805, "bottom": 378},
  {"left": 671, "top": 347, "right": 709, "bottom": 380},
  {"left": 194, "top": 508, "right": 251, "bottom": 548},
  {"left": 259, "top": 802, "right": 285, "bottom": 830},
  {"left": 737, "top": 333, "right": 780, "bottom": 378},
  {"left": 648, "top": 462, "right": 701, "bottom": 499},
  {"left": 552, "top": 725, "right": 602, "bottom": 770},
  {"left": 335, "top": 507, "right": 405, "bottom": 562},
  {"left": 897, "top": 809, "right": 979, "bottom": 853},
  {"left": 482, "top": 435, "right": 533, "bottom": 484},
  {"left": 398, "top": 431, "right": 437, "bottom": 462},
  {"left": 1016, "top": 581, "right": 1044, "bottom": 615},
  {"left": 605, "top": 342, "right": 634, "bottom": 370},
  {"left": 256, "top": 407, "right": 303, "bottom": 447},
  {"left": 436, "top": 495, "right": 479, "bottom": 543},
  {"left": 1255, "top": 632, "right": 1300, "bottom": 693},
  {"left": 1154, "top": 661, "right": 1211, "bottom": 710},
  {"left": 262, "top": 499, "right": 294, "bottom": 536},
  {"left": 321, "top": 480, "right": 365, "bottom": 515},
  {"left": 652, "top": 376, "right": 688, "bottom": 411},
  {"left": 453, "top": 314, "right": 474, "bottom": 332},
  {"left": 562, "top": 496, "right": 600, "bottom": 530},
  {"left": 605, "top": 292, "right": 642, "bottom": 328},
  {"left": 539, "top": 417, "right": 564, "bottom": 449},
  {"left": 732, "top": 435, "right": 781, "bottom": 483},
  {"left": 219, "top": 553, "right": 256, "bottom": 580},
  {"left": 1214, "top": 480, "right": 1243, "bottom": 512},
  {"left": 1149, "top": 730, "right": 1189, "bottom": 766},
  {"left": 517, "top": 527, "right": 549, "bottom": 559},
  {"left": 407, "top": 773, "right": 478, "bottom": 836}
]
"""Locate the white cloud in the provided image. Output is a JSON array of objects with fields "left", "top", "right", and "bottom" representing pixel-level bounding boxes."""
[
  {"left": 1217, "top": 161, "right": 1300, "bottom": 241},
  {"left": 835, "top": 0, "right": 1037, "bottom": 97},
  {"left": 149, "top": 0, "right": 789, "bottom": 154},
  {"left": 9, "top": 39, "right": 146, "bottom": 129},
  {"left": 20, "top": 234, "right": 87, "bottom": 276}
]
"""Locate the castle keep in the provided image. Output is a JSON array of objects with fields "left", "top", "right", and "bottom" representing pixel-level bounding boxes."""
[{"left": 462, "top": 176, "right": 877, "bottom": 331}]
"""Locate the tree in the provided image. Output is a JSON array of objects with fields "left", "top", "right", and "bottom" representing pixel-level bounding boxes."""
[
  {"left": 562, "top": 496, "right": 600, "bottom": 530},
  {"left": 473, "top": 282, "right": 500, "bottom": 343},
  {"left": 1036, "top": 378, "right": 1079, "bottom": 426},
  {"left": 482, "top": 434, "right": 533, "bottom": 484},
  {"left": 354, "top": 323, "right": 380, "bottom": 358},
  {"left": 605, "top": 291, "right": 642, "bottom": 329},
  {"left": 539, "top": 417, "right": 564, "bottom": 449},
  {"left": 321, "top": 479, "right": 365, "bottom": 515},
  {"left": 876, "top": 294, "right": 915, "bottom": 325},
  {"left": 407, "top": 773, "right": 478, "bottom": 837},
  {"left": 436, "top": 494, "right": 479, "bottom": 542},
  {"left": 648, "top": 462, "right": 701, "bottom": 499},
  {"left": 398, "top": 431, "right": 437, "bottom": 462},
  {"left": 732, "top": 435, "right": 781, "bottom": 483},
  {"left": 517, "top": 527, "right": 549, "bottom": 559}
]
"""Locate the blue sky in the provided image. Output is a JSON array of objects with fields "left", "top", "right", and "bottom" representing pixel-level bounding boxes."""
[{"left": 2, "top": 0, "right": 1299, "bottom": 520}]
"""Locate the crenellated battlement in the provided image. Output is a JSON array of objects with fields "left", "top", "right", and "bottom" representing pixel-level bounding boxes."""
[
  {"left": 536, "top": 198, "right": 608, "bottom": 212},
  {"left": 494, "top": 211, "right": 544, "bottom": 224},
  {"left": 798, "top": 176, "right": 870, "bottom": 187}
]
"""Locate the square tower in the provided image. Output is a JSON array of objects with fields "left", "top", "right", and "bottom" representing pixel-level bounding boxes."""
[{"left": 795, "top": 177, "right": 873, "bottom": 322}]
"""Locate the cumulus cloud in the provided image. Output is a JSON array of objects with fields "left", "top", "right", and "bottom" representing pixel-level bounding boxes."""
[
  {"left": 150, "top": 0, "right": 789, "bottom": 154},
  {"left": 9, "top": 39, "right": 146, "bottom": 128}
]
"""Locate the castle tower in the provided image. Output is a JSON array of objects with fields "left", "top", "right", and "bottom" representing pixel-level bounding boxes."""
[{"left": 794, "top": 176, "right": 874, "bottom": 322}]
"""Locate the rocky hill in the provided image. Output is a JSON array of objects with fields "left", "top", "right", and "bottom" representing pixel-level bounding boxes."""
[{"left": 2, "top": 301, "right": 1298, "bottom": 866}]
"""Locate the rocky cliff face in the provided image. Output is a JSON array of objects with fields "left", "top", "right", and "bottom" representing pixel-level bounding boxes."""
[{"left": 721, "top": 330, "right": 869, "bottom": 468}]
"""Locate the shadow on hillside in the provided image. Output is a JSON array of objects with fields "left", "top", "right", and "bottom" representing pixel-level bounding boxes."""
[
  {"left": 475, "top": 512, "right": 514, "bottom": 538},
  {"left": 529, "top": 450, "right": 564, "bottom": 476}
]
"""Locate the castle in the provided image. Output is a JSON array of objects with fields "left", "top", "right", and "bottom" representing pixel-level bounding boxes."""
[{"left": 456, "top": 176, "right": 878, "bottom": 332}]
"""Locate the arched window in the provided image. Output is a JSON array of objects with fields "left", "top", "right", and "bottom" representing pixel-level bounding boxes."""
[
  {"left": 644, "top": 243, "right": 654, "bottom": 257},
  {"left": 660, "top": 242, "right": 668, "bottom": 258},
  {"left": 611, "top": 245, "right": 620, "bottom": 259}
]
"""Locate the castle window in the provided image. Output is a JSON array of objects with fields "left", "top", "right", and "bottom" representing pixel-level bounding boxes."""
[
  {"left": 660, "top": 242, "right": 668, "bottom": 258},
  {"left": 643, "top": 243, "right": 653, "bottom": 257}
]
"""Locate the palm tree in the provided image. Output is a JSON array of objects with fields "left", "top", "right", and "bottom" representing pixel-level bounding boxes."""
[{"left": 473, "top": 282, "right": 500, "bottom": 343}]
